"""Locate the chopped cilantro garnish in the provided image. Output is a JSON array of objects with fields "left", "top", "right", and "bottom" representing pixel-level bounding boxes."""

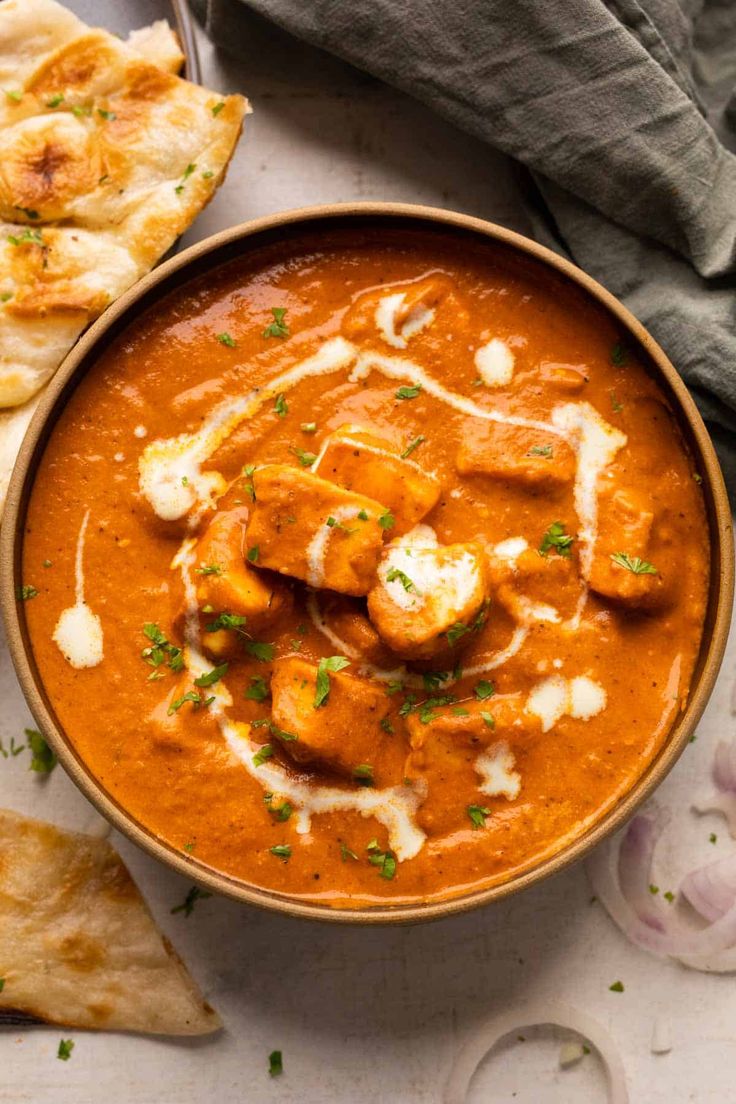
[
  {"left": 245, "top": 676, "right": 270, "bottom": 702},
  {"left": 14, "top": 205, "right": 39, "bottom": 220},
  {"left": 378, "top": 510, "right": 395, "bottom": 530},
  {"left": 170, "top": 885, "right": 212, "bottom": 917},
  {"left": 217, "top": 332, "right": 237, "bottom": 347},
  {"left": 340, "top": 842, "right": 358, "bottom": 861},
  {"left": 417, "top": 695, "right": 456, "bottom": 723},
  {"left": 326, "top": 516, "right": 355, "bottom": 534},
  {"left": 205, "top": 612, "right": 247, "bottom": 632},
  {"left": 480, "top": 711, "right": 495, "bottom": 728},
  {"left": 539, "top": 521, "right": 574, "bottom": 558},
  {"left": 253, "top": 743, "right": 274, "bottom": 766},
  {"left": 264, "top": 308, "right": 289, "bottom": 339},
  {"left": 7, "top": 228, "right": 43, "bottom": 247},
  {"left": 663, "top": 890, "right": 675, "bottom": 903},
  {"left": 26, "top": 729, "right": 56, "bottom": 773},
  {"left": 314, "top": 655, "right": 351, "bottom": 708},
  {"left": 446, "top": 621, "right": 469, "bottom": 646},
  {"left": 268, "top": 1050, "right": 283, "bottom": 1076},
  {"left": 247, "top": 545, "right": 260, "bottom": 563},
  {"left": 610, "top": 342, "right": 628, "bottom": 367},
  {"left": 270, "top": 722, "right": 298, "bottom": 742},
  {"left": 400, "top": 435, "right": 425, "bottom": 459},
  {"left": 174, "top": 163, "right": 196, "bottom": 194},
  {"left": 196, "top": 563, "right": 223, "bottom": 576},
  {"left": 610, "top": 552, "right": 657, "bottom": 575},
  {"left": 290, "top": 445, "right": 317, "bottom": 467},
  {"left": 270, "top": 844, "right": 291, "bottom": 862},
  {"left": 266, "top": 797, "right": 292, "bottom": 822},
  {"left": 97, "top": 108, "right": 116, "bottom": 120},
  {"left": 527, "top": 444, "right": 553, "bottom": 458},
  {"left": 385, "top": 680, "right": 404, "bottom": 696},
  {"left": 467, "top": 804, "right": 491, "bottom": 829},
  {"left": 167, "top": 690, "right": 212, "bottom": 716},
  {"left": 212, "top": 101, "right": 225, "bottom": 116},
  {"left": 398, "top": 694, "right": 417, "bottom": 717},
  {"left": 710, "top": 832, "right": 717, "bottom": 844},
  {"left": 353, "top": 763, "right": 374, "bottom": 786},
  {"left": 4, "top": 89, "right": 22, "bottom": 102},
  {"left": 17, "top": 584, "right": 38, "bottom": 600},
  {"left": 386, "top": 567, "right": 415, "bottom": 593},
  {"left": 46, "top": 94, "right": 64, "bottom": 108},
  {"left": 380, "top": 716, "right": 394, "bottom": 734},
  {"left": 649, "top": 883, "right": 659, "bottom": 895},
  {"left": 395, "top": 383, "right": 422, "bottom": 400},
  {"left": 245, "top": 640, "right": 275, "bottom": 662},
  {"left": 273, "top": 392, "right": 288, "bottom": 417},
  {"left": 301, "top": 422, "right": 317, "bottom": 434},
  {"left": 57, "top": 1039, "right": 74, "bottom": 1061},
  {"left": 609, "top": 980, "right": 624, "bottom": 992},
  {"left": 474, "top": 680, "right": 495, "bottom": 701},
  {"left": 194, "top": 662, "right": 228, "bottom": 687},
  {"left": 422, "top": 671, "right": 449, "bottom": 691},
  {"left": 610, "top": 393, "right": 624, "bottom": 413},
  {"left": 366, "top": 840, "right": 396, "bottom": 879}
]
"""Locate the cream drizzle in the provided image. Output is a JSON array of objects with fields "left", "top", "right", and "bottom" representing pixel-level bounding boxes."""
[
  {"left": 526, "top": 674, "right": 607, "bottom": 733},
  {"left": 305, "top": 504, "right": 364, "bottom": 588},
  {"left": 475, "top": 741, "right": 521, "bottom": 800},
  {"left": 52, "top": 510, "right": 104, "bottom": 669},
  {"left": 375, "top": 291, "right": 435, "bottom": 349},
  {"left": 173, "top": 538, "right": 425, "bottom": 861}
]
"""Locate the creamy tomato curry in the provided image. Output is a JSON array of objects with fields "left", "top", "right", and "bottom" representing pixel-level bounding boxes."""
[{"left": 22, "top": 227, "right": 710, "bottom": 908}]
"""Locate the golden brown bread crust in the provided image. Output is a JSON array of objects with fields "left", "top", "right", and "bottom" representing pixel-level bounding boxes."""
[
  {"left": 0, "top": 807, "right": 221, "bottom": 1034},
  {"left": 0, "top": 0, "right": 247, "bottom": 414}
]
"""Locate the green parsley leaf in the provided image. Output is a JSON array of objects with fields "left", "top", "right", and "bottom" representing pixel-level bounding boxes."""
[
  {"left": 174, "top": 162, "right": 196, "bottom": 194},
  {"left": 353, "top": 763, "right": 374, "bottom": 786},
  {"left": 314, "top": 655, "right": 351, "bottom": 708},
  {"left": 7, "top": 228, "right": 43, "bottom": 247},
  {"left": 610, "top": 552, "right": 658, "bottom": 575},
  {"left": 539, "top": 521, "right": 574, "bottom": 558},
  {"left": 167, "top": 690, "right": 211, "bottom": 716},
  {"left": 194, "top": 662, "right": 228, "bottom": 688},
  {"left": 217, "top": 331, "right": 236, "bottom": 347},
  {"left": 467, "top": 804, "right": 491, "bottom": 829},
  {"left": 398, "top": 694, "right": 417, "bottom": 717},
  {"left": 380, "top": 716, "right": 395, "bottom": 734},
  {"left": 422, "top": 671, "right": 449, "bottom": 691},
  {"left": 26, "top": 729, "right": 56, "bottom": 773},
  {"left": 267, "top": 799, "right": 293, "bottom": 822},
  {"left": 527, "top": 444, "right": 553, "bottom": 458},
  {"left": 245, "top": 676, "right": 270, "bottom": 702},
  {"left": 212, "top": 101, "right": 225, "bottom": 116},
  {"left": 17, "top": 584, "right": 38, "bottom": 600},
  {"left": 290, "top": 445, "right": 317, "bottom": 467},
  {"left": 269, "top": 722, "right": 298, "bottom": 742},
  {"left": 609, "top": 980, "right": 624, "bottom": 993},
  {"left": 480, "top": 711, "right": 496, "bottom": 729},
  {"left": 205, "top": 612, "right": 247, "bottom": 632},
  {"left": 418, "top": 694, "right": 456, "bottom": 723},
  {"left": 268, "top": 1050, "right": 283, "bottom": 1077},
  {"left": 378, "top": 510, "right": 395, "bottom": 530},
  {"left": 325, "top": 516, "right": 355, "bottom": 533},
  {"left": 710, "top": 832, "right": 717, "bottom": 844},
  {"left": 366, "top": 841, "right": 396, "bottom": 879},
  {"left": 340, "top": 842, "right": 359, "bottom": 861},
  {"left": 273, "top": 392, "right": 288, "bottom": 417},
  {"left": 253, "top": 743, "right": 274, "bottom": 766},
  {"left": 385, "top": 680, "right": 404, "bottom": 696},
  {"left": 170, "top": 885, "right": 212, "bottom": 917},
  {"left": 649, "top": 883, "right": 659, "bottom": 895},
  {"left": 97, "top": 108, "right": 116, "bottom": 120},
  {"left": 446, "top": 621, "right": 469, "bottom": 646},
  {"left": 664, "top": 890, "right": 675, "bottom": 903},
  {"left": 245, "top": 640, "right": 275, "bottom": 662},
  {"left": 4, "top": 89, "right": 22, "bottom": 102},
  {"left": 14, "top": 205, "right": 39, "bottom": 220},
  {"left": 264, "top": 307, "right": 290, "bottom": 339},
  {"left": 610, "top": 342, "right": 628, "bottom": 367},
  {"left": 197, "top": 563, "right": 223, "bottom": 576},
  {"left": 71, "top": 104, "right": 91, "bottom": 117},
  {"left": 357, "top": 509, "right": 369, "bottom": 521},
  {"left": 386, "top": 567, "right": 415, "bottom": 592},
  {"left": 300, "top": 421, "right": 317, "bottom": 434},
  {"left": 395, "top": 384, "right": 422, "bottom": 401},
  {"left": 610, "top": 393, "right": 624, "bottom": 413},
  {"left": 474, "top": 680, "right": 495, "bottom": 701},
  {"left": 246, "top": 545, "right": 260, "bottom": 564},
  {"left": 400, "top": 435, "right": 425, "bottom": 459},
  {"left": 57, "top": 1039, "right": 74, "bottom": 1061},
  {"left": 183, "top": 842, "right": 196, "bottom": 853},
  {"left": 270, "top": 844, "right": 291, "bottom": 862},
  {"left": 46, "top": 94, "right": 64, "bottom": 108}
]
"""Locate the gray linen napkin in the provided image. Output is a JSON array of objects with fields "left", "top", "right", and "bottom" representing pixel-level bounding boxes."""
[{"left": 196, "top": 0, "right": 736, "bottom": 484}]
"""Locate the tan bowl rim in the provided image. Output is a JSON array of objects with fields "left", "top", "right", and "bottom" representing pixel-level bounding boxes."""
[{"left": 2, "top": 201, "right": 733, "bottom": 925}]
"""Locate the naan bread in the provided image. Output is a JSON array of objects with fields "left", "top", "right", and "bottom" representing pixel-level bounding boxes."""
[
  {"left": 0, "top": 808, "right": 221, "bottom": 1035},
  {"left": 0, "top": 0, "right": 247, "bottom": 504}
]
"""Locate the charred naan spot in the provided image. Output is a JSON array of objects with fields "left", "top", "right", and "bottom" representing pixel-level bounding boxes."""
[{"left": 53, "top": 932, "right": 107, "bottom": 972}]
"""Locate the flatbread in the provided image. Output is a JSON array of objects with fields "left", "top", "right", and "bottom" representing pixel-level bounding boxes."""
[
  {"left": 0, "top": 808, "right": 221, "bottom": 1035},
  {"left": 0, "top": 0, "right": 247, "bottom": 505}
]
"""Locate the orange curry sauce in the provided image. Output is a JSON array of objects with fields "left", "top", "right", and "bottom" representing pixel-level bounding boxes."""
[{"left": 23, "top": 228, "right": 709, "bottom": 907}]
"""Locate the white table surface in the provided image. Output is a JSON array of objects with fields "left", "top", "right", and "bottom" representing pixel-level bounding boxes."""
[{"left": 2, "top": 9, "right": 736, "bottom": 1102}]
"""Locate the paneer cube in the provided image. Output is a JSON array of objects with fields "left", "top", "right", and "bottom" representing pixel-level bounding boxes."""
[
  {"left": 488, "top": 541, "right": 579, "bottom": 624},
  {"left": 269, "top": 657, "right": 402, "bottom": 783},
  {"left": 314, "top": 424, "right": 440, "bottom": 535},
  {"left": 367, "top": 526, "right": 490, "bottom": 660},
  {"left": 456, "top": 424, "right": 575, "bottom": 488},
  {"left": 589, "top": 486, "right": 661, "bottom": 605},
  {"left": 192, "top": 508, "right": 291, "bottom": 652},
  {"left": 314, "top": 593, "right": 395, "bottom": 667},
  {"left": 246, "top": 464, "right": 386, "bottom": 596},
  {"left": 341, "top": 274, "right": 464, "bottom": 348}
]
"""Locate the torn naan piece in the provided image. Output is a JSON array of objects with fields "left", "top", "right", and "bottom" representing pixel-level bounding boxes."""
[
  {"left": 0, "top": 808, "right": 221, "bottom": 1035},
  {"left": 0, "top": 0, "right": 246, "bottom": 415}
]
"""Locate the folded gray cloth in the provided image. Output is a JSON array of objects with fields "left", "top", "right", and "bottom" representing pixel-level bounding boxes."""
[{"left": 197, "top": 0, "right": 736, "bottom": 485}]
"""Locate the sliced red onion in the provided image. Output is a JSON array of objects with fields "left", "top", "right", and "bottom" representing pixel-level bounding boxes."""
[
  {"left": 587, "top": 813, "right": 736, "bottom": 958},
  {"left": 692, "top": 740, "right": 736, "bottom": 837},
  {"left": 681, "top": 852, "right": 736, "bottom": 922},
  {"left": 443, "top": 999, "right": 628, "bottom": 1104}
]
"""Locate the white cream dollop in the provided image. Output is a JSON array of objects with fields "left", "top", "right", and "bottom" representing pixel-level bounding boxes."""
[
  {"left": 53, "top": 509, "right": 104, "bottom": 669},
  {"left": 474, "top": 337, "right": 515, "bottom": 387}
]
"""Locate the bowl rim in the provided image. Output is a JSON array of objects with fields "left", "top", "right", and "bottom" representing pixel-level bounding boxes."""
[{"left": 2, "top": 201, "right": 733, "bottom": 925}]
